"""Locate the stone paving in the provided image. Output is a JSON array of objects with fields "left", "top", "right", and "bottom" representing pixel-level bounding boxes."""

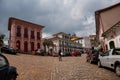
[
  {"left": 3, "top": 53, "right": 120, "bottom": 80},
  {"left": 52, "top": 55, "right": 120, "bottom": 80},
  {"left": 4, "top": 53, "right": 54, "bottom": 80}
]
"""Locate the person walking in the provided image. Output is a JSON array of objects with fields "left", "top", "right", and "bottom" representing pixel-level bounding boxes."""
[{"left": 58, "top": 49, "right": 62, "bottom": 61}]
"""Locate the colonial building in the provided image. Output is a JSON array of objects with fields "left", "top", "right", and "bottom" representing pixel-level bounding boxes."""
[
  {"left": 78, "top": 35, "right": 96, "bottom": 49},
  {"left": 49, "top": 32, "right": 82, "bottom": 55},
  {"left": 80, "top": 36, "right": 91, "bottom": 48},
  {"left": 8, "top": 17, "right": 44, "bottom": 53},
  {"left": 89, "top": 35, "right": 96, "bottom": 48},
  {"left": 95, "top": 2, "right": 120, "bottom": 51},
  {"left": 102, "top": 21, "right": 120, "bottom": 50}
]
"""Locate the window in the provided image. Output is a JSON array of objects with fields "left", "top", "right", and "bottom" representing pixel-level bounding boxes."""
[
  {"left": 24, "top": 41, "right": 28, "bottom": 52},
  {"left": 109, "top": 41, "right": 115, "bottom": 49},
  {"left": 31, "top": 42, "right": 34, "bottom": 51},
  {"left": 104, "top": 50, "right": 110, "bottom": 56},
  {"left": 24, "top": 28, "right": 28, "bottom": 38},
  {"left": 37, "top": 32, "right": 40, "bottom": 40},
  {"left": 59, "top": 40, "right": 61, "bottom": 46},
  {"left": 37, "top": 43, "right": 40, "bottom": 49},
  {"left": 113, "top": 49, "right": 120, "bottom": 55},
  {"left": 31, "top": 31, "right": 34, "bottom": 39},
  {"left": 16, "top": 26, "right": 21, "bottom": 37}
]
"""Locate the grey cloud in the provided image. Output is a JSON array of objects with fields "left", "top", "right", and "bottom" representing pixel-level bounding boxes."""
[{"left": 0, "top": 0, "right": 120, "bottom": 41}]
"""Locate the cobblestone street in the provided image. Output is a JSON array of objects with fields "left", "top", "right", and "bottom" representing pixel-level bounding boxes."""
[{"left": 4, "top": 53, "right": 120, "bottom": 80}]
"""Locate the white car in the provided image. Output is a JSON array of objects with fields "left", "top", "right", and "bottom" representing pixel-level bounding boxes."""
[{"left": 98, "top": 48, "right": 120, "bottom": 76}]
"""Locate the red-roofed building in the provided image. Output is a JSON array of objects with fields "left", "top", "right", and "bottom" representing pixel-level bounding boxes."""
[{"left": 8, "top": 17, "right": 44, "bottom": 53}]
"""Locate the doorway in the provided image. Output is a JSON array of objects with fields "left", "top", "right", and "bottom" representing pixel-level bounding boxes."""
[
  {"left": 109, "top": 41, "right": 115, "bottom": 49},
  {"left": 24, "top": 41, "right": 28, "bottom": 52}
]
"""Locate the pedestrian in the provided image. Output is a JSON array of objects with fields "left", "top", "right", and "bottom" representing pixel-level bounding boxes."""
[{"left": 58, "top": 49, "right": 62, "bottom": 61}]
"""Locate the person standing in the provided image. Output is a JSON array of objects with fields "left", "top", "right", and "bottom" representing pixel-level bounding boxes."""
[{"left": 58, "top": 49, "right": 62, "bottom": 61}]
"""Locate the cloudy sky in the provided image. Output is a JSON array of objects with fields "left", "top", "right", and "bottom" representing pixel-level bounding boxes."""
[{"left": 0, "top": 0, "right": 120, "bottom": 43}]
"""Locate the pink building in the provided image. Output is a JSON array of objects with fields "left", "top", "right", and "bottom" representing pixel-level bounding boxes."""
[
  {"left": 95, "top": 2, "right": 120, "bottom": 51},
  {"left": 8, "top": 17, "right": 44, "bottom": 53}
]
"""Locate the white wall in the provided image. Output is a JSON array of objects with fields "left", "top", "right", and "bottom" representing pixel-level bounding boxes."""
[{"left": 106, "top": 26, "right": 120, "bottom": 50}]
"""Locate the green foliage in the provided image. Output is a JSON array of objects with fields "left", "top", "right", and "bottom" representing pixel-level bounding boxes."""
[
  {"left": 43, "top": 39, "right": 54, "bottom": 55},
  {"left": 0, "top": 34, "right": 5, "bottom": 40},
  {"left": 43, "top": 39, "right": 54, "bottom": 47},
  {"left": 0, "top": 34, "right": 5, "bottom": 47}
]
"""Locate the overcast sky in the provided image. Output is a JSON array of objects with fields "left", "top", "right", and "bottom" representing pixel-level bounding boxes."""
[{"left": 0, "top": 0, "right": 120, "bottom": 43}]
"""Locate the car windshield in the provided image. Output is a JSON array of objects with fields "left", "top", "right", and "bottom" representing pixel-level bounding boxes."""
[{"left": 113, "top": 49, "right": 120, "bottom": 55}]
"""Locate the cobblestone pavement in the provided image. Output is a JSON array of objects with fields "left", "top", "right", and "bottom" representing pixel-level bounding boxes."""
[
  {"left": 4, "top": 53, "right": 54, "bottom": 80},
  {"left": 52, "top": 54, "right": 120, "bottom": 80},
  {"left": 4, "top": 53, "right": 120, "bottom": 80}
]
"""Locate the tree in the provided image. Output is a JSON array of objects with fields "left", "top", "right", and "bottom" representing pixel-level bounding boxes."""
[
  {"left": 47, "top": 40, "right": 54, "bottom": 49},
  {"left": 0, "top": 34, "right": 5, "bottom": 47},
  {"left": 0, "top": 34, "right": 5, "bottom": 40},
  {"left": 43, "top": 39, "right": 54, "bottom": 55},
  {"left": 0, "top": 40, "right": 3, "bottom": 47}
]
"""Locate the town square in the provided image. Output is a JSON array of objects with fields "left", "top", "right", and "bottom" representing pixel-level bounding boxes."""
[
  {"left": 0, "top": 0, "right": 120, "bottom": 80},
  {"left": 4, "top": 53, "right": 120, "bottom": 80}
]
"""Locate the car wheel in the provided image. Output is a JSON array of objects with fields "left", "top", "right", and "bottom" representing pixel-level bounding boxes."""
[
  {"left": 115, "top": 65, "right": 120, "bottom": 77},
  {"left": 10, "top": 74, "right": 17, "bottom": 80},
  {"left": 98, "top": 60, "right": 102, "bottom": 68}
]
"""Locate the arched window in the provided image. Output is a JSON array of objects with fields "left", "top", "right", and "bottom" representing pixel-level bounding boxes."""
[
  {"left": 31, "top": 42, "right": 34, "bottom": 51},
  {"left": 16, "top": 40, "right": 21, "bottom": 50},
  {"left": 16, "top": 26, "right": 21, "bottom": 37},
  {"left": 37, "top": 43, "right": 40, "bottom": 49},
  {"left": 37, "top": 32, "right": 40, "bottom": 39},
  {"left": 24, "top": 28, "right": 28, "bottom": 38},
  {"left": 31, "top": 31, "right": 34, "bottom": 39},
  {"left": 24, "top": 41, "right": 28, "bottom": 52}
]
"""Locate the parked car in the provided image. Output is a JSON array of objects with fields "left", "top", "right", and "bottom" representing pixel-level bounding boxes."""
[
  {"left": 86, "top": 50, "right": 99, "bottom": 64},
  {"left": 0, "top": 53, "right": 18, "bottom": 80},
  {"left": 70, "top": 51, "right": 81, "bottom": 56},
  {"left": 76, "top": 51, "right": 82, "bottom": 56},
  {"left": 1, "top": 47, "right": 17, "bottom": 55},
  {"left": 70, "top": 51, "right": 77, "bottom": 56},
  {"left": 98, "top": 48, "right": 120, "bottom": 76}
]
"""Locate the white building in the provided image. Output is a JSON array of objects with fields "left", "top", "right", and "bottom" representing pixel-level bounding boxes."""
[
  {"left": 78, "top": 35, "right": 96, "bottom": 49},
  {"left": 49, "top": 32, "right": 82, "bottom": 55},
  {"left": 102, "top": 21, "right": 120, "bottom": 50}
]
